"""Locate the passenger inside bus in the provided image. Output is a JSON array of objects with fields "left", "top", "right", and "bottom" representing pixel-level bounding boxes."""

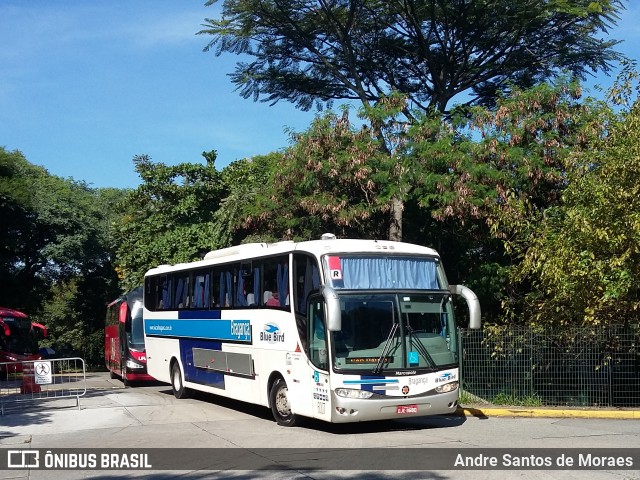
[{"left": 266, "top": 292, "right": 280, "bottom": 307}]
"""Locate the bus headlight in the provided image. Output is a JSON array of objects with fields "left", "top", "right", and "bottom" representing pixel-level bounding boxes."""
[
  {"left": 126, "top": 359, "right": 144, "bottom": 369},
  {"left": 435, "top": 381, "right": 458, "bottom": 393},
  {"left": 335, "top": 388, "right": 374, "bottom": 399}
]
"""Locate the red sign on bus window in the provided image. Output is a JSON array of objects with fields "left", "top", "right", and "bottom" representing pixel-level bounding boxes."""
[{"left": 328, "top": 256, "right": 342, "bottom": 281}]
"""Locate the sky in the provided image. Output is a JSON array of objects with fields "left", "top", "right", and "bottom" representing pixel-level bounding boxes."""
[{"left": 1, "top": 1, "right": 639, "bottom": 190}]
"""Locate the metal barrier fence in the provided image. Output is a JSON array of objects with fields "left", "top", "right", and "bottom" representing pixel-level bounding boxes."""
[
  {"left": 0, "top": 357, "right": 86, "bottom": 415},
  {"left": 459, "top": 325, "right": 640, "bottom": 407}
]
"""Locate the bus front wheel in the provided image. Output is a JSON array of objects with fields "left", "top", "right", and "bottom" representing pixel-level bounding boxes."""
[
  {"left": 269, "top": 378, "right": 298, "bottom": 427},
  {"left": 171, "top": 362, "right": 189, "bottom": 399}
]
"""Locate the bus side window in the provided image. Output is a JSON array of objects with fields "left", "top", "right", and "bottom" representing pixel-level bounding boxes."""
[
  {"left": 293, "top": 253, "right": 320, "bottom": 315},
  {"left": 160, "top": 277, "right": 172, "bottom": 310},
  {"left": 193, "top": 272, "right": 210, "bottom": 309},
  {"left": 175, "top": 275, "right": 189, "bottom": 309}
]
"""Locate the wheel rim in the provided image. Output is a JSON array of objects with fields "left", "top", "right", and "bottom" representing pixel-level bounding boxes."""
[{"left": 275, "top": 384, "right": 291, "bottom": 417}]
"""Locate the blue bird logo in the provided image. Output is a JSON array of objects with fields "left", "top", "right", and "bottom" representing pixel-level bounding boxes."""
[{"left": 264, "top": 323, "right": 279, "bottom": 334}]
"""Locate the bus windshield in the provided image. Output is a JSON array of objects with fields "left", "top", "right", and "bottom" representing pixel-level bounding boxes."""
[
  {"left": 0, "top": 315, "right": 40, "bottom": 355},
  {"left": 128, "top": 314, "right": 146, "bottom": 350},
  {"left": 324, "top": 255, "right": 443, "bottom": 290},
  {"left": 332, "top": 293, "right": 456, "bottom": 373}
]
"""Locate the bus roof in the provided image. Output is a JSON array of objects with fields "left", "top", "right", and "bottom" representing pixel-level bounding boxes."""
[
  {"left": 145, "top": 236, "right": 440, "bottom": 277},
  {"left": 0, "top": 307, "right": 28, "bottom": 319}
]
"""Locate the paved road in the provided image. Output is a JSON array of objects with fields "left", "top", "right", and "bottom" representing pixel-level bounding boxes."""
[{"left": 1, "top": 372, "right": 638, "bottom": 479}]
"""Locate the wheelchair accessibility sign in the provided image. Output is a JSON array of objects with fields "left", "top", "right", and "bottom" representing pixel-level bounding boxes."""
[{"left": 34, "top": 361, "right": 52, "bottom": 385}]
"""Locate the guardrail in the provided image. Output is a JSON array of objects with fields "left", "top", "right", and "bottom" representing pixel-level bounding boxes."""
[{"left": 0, "top": 357, "right": 86, "bottom": 415}]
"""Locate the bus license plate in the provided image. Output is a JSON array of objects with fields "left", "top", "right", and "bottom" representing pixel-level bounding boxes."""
[{"left": 396, "top": 404, "right": 418, "bottom": 414}]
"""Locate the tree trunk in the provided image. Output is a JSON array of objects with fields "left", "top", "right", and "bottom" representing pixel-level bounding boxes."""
[{"left": 388, "top": 196, "right": 403, "bottom": 241}]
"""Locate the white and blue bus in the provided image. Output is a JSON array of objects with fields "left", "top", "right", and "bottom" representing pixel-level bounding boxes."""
[{"left": 143, "top": 234, "right": 481, "bottom": 426}]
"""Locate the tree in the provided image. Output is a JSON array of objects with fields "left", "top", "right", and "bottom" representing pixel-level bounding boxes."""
[
  {"left": 1, "top": 148, "right": 120, "bottom": 364},
  {"left": 0, "top": 148, "right": 115, "bottom": 311},
  {"left": 513, "top": 70, "right": 640, "bottom": 327},
  {"left": 199, "top": 0, "right": 625, "bottom": 240},
  {"left": 112, "top": 152, "right": 226, "bottom": 290},
  {"left": 212, "top": 153, "right": 281, "bottom": 245},
  {"left": 201, "top": 0, "right": 624, "bottom": 113},
  {"left": 0, "top": 148, "right": 39, "bottom": 307},
  {"left": 403, "top": 78, "right": 614, "bottom": 322},
  {"left": 239, "top": 107, "right": 400, "bottom": 240}
]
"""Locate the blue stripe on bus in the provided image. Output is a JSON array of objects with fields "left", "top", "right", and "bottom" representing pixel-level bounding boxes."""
[
  {"left": 178, "top": 310, "right": 222, "bottom": 320},
  {"left": 180, "top": 338, "right": 225, "bottom": 390},
  {"left": 349, "top": 376, "right": 392, "bottom": 393},
  {"left": 343, "top": 379, "right": 399, "bottom": 385},
  {"left": 144, "top": 318, "right": 251, "bottom": 343}
]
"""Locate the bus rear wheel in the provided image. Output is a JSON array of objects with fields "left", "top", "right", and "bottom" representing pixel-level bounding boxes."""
[
  {"left": 269, "top": 378, "right": 298, "bottom": 427},
  {"left": 171, "top": 362, "right": 189, "bottom": 399}
]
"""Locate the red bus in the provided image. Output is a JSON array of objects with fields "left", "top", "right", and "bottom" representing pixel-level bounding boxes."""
[
  {"left": 105, "top": 287, "right": 153, "bottom": 385},
  {"left": 0, "top": 307, "right": 47, "bottom": 381}
]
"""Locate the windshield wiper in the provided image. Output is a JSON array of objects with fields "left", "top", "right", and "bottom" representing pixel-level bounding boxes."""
[
  {"left": 405, "top": 324, "right": 436, "bottom": 368},
  {"left": 373, "top": 322, "right": 398, "bottom": 374}
]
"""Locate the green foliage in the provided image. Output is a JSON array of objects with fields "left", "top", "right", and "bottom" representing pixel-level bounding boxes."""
[
  {"left": 39, "top": 276, "right": 107, "bottom": 368},
  {"left": 404, "top": 79, "right": 614, "bottom": 322},
  {"left": 238, "top": 108, "right": 403, "bottom": 240},
  {"left": 0, "top": 148, "right": 41, "bottom": 308},
  {"left": 515, "top": 70, "right": 640, "bottom": 326},
  {"left": 490, "top": 393, "right": 544, "bottom": 407},
  {"left": 38, "top": 279, "right": 83, "bottom": 352},
  {"left": 0, "top": 148, "right": 118, "bottom": 309},
  {"left": 201, "top": 0, "right": 625, "bottom": 245},
  {"left": 417, "top": 80, "right": 610, "bottom": 229},
  {"left": 112, "top": 152, "right": 226, "bottom": 289},
  {"left": 200, "top": 0, "right": 625, "bottom": 114},
  {"left": 213, "top": 153, "right": 281, "bottom": 245},
  {"left": 0, "top": 147, "right": 120, "bottom": 366}
]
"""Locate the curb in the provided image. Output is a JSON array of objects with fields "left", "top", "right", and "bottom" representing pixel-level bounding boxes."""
[{"left": 456, "top": 406, "right": 640, "bottom": 419}]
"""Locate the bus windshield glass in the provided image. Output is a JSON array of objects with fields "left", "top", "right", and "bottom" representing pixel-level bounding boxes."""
[
  {"left": 128, "top": 314, "right": 146, "bottom": 350},
  {"left": 0, "top": 315, "right": 39, "bottom": 355},
  {"left": 332, "top": 293, "right": 456, "bottom": 373},
  {"left": 129, "top": 316, "right": 144, "bottom": 350},
  {"left": 323, "top": 255, "right": 443, "bottom": 290}
]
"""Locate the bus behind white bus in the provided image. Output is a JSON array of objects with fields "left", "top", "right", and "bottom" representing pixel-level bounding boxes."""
[{"left": 143, "top": 235, "right": 480, "bottom": 426}]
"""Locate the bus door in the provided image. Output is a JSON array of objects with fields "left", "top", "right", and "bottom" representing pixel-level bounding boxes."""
[
  {"left": 118, "top": 301, "right": 129, "bottom": 373},
  {"left": 307, "top": 296, "right": 331, "bottom": 421}
]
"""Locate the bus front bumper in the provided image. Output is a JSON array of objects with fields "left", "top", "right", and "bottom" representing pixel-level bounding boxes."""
[{"left": 329, "top": 389, "right": 459, "bottom": 423}]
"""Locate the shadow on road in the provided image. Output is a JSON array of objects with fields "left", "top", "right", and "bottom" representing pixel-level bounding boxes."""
[{"left": 155, "top": 385, "right": 467, "bottom": 435}]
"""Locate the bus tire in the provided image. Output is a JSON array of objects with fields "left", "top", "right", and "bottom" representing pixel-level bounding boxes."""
[
  {"left": 269, "top": 377, "right": 298, "bottom": 427},
  {"left": 171, "top": 362, "right": 189, "bottom": 399}
]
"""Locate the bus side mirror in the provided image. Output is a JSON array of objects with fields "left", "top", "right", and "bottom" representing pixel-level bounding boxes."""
[
  {"left": 449, "top": 284, "right": 481, "bottom": 329},
  {"left": 322, "top": 286, "right": 342, "bottom": 331},
  {"left": 0, "top": 320, "right": 10, "bottom": 337},
  {"left": 32, "top": 322, "right": 48, "bottom": 339},
  {"left": 119, "top": 302, "right": 128, "bottom": 324}
]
